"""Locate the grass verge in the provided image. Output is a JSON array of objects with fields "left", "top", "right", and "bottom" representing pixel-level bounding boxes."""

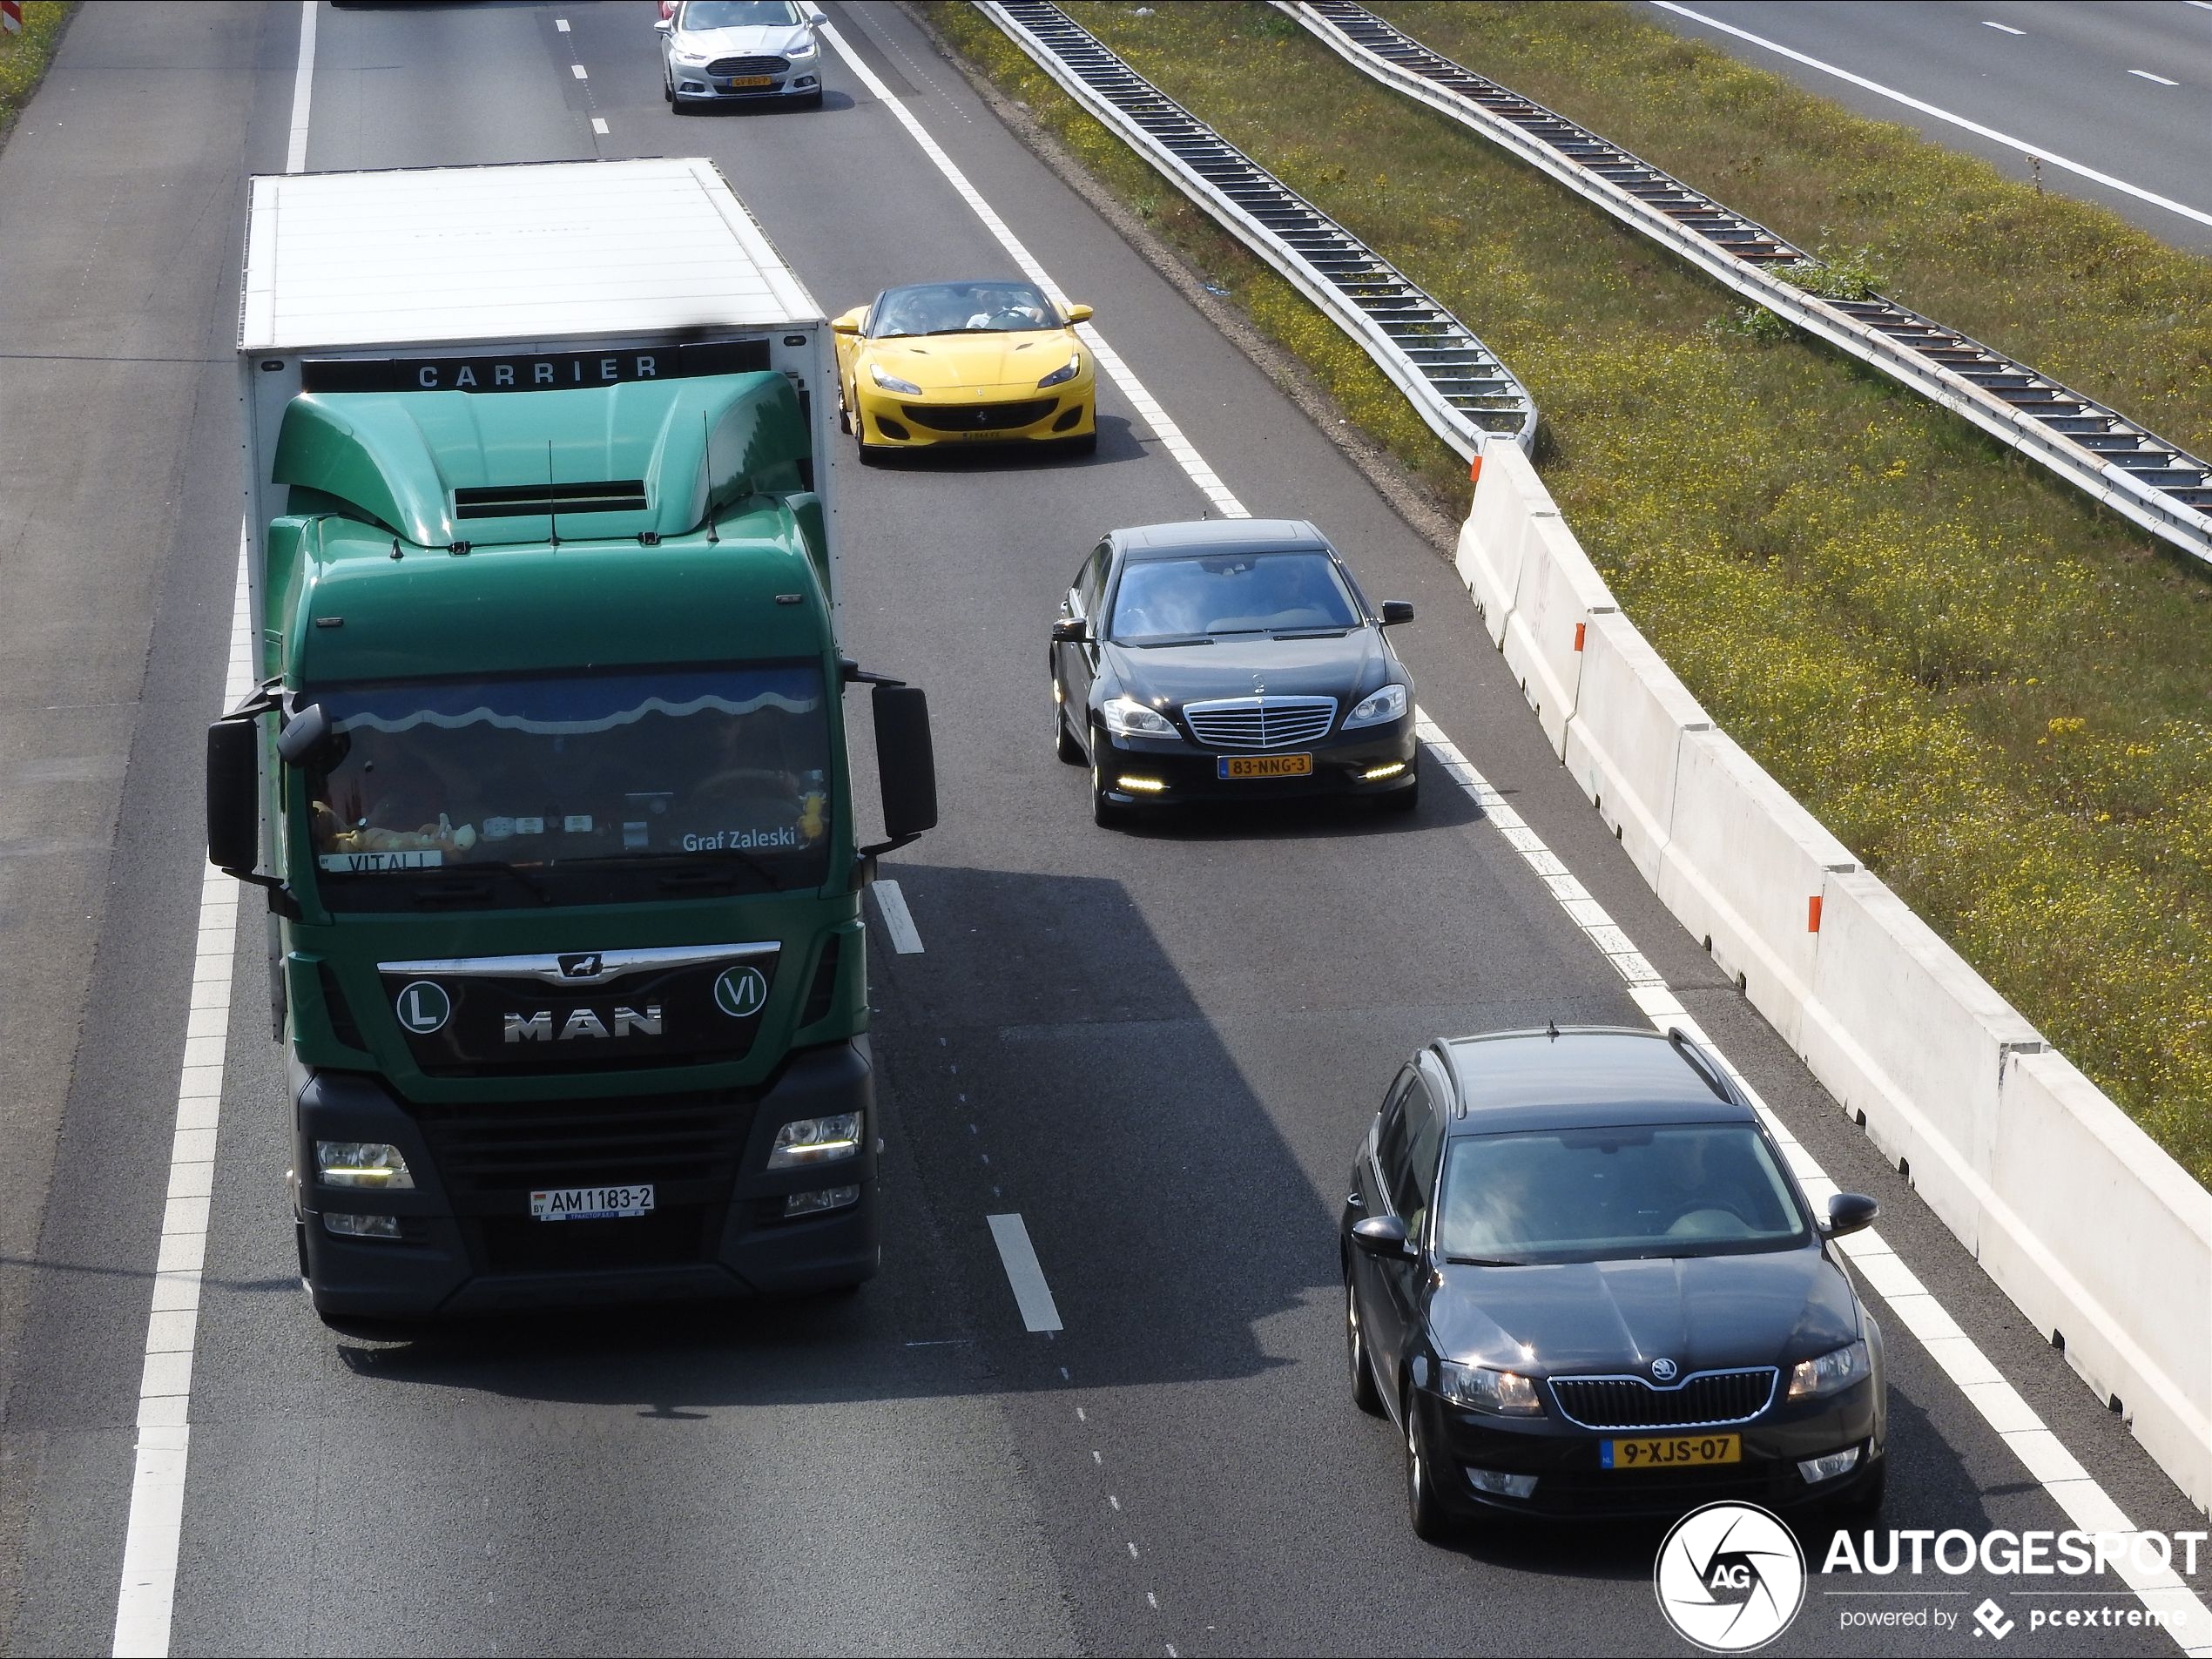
[
  {"left": 923, "top": 0, "right": 2212, "bottom": 1185},
  {"left": 0, "top": 3, "right": 71, "bottom": 146}
]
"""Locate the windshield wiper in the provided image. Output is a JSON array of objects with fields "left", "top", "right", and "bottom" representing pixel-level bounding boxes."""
[
  {"left": 643, "top": 849, "right": 784, "bottom": 894},
  {"left": 408, "top": 860, "right": 550, "bottom": 907},
  {"left": 1271, "top": 627, "right": 1350, "bottom": 639},
  {"left": 1445, "top": 1254, "right": 1529, "bottom": 1268},
  {"left": 1120, "top": 634, "right": 1214, "bottom": 648}
]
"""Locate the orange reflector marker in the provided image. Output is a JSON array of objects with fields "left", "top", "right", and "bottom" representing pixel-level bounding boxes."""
[
  {"left": 1808, "top": 894, "right": 1824, "bottom": 933},
  {"left": 1468, "top": 455, "right": 1483, "bottom": 484},
  {"left": 1573, "top": 622, "right": 1587, "bottom": 652}
]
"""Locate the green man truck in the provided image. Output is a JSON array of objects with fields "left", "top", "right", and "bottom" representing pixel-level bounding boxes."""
[{"left": 206, "top": 158, "right": 934, "bottom": 1319}]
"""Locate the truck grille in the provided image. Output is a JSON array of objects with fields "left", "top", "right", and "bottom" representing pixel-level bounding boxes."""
[
  {"left": 1548, "top": 1368, "right": 1777, "bottom": 1430},
  {"left": 408, "top": 1089, "right": 756, "bottom": 1207},
  {"left": 706, "top": 55, "right": 789, "bottom": 76},
  {"left": 454, "top": 480, "right": 648, "bottom": 519},
  {"left": 1182, "top": 696, "right": 1337, "bottom": 751},
  {"left": 900, "top": 399, "right": 1056, "bottom": 432}
]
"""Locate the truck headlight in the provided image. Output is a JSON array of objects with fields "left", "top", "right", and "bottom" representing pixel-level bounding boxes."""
[
  {"left": 769, "top": 1111, "right": 862, "bottom": 1168},
  {"left": 869, "top": 363, "right": 922, "bottom": 396},
  {"left": 1101, "top": 695, "right": 1175, "bottom": 738},
  {"left": 1037, "top": 351, "right": 1081, "bottom": 388},
  {"left": 1440, "top": 1360, "right": 1544, "bottom": 1415},
  {"left": 1344, "top": 683, "right": 1407, "bottom": 729},
  {"left": 1788, "top": 1339, "right": 1871, "bottom": 1399},
  {"left": 316, "top": 1141, "right": 414, "bottom": 1190}
]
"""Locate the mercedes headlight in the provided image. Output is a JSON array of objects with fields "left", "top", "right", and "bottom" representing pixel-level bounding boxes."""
[
  {"left": 1101, "top": 695, "right": 1176, "bottom": 738},
  {"left": 1440, "top": 1360, "right": 1544, "bottom": 1416},
  {"left": 869, "top": 363, "right": 922, "bottom": 395},
  {"left": 1037, "top": 350, "right": 1082, "bottom": 388},
  {"left": 1787, "top": 1339, "right": 1871, "bottom": 1399},
  {"left": 1344, "top": 682, "right": 1407, "bottom": 729}
]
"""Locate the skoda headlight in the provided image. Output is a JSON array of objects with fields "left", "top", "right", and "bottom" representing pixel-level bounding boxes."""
[
  {"left": 869, "top": 363, "right": 922, "bottom": 396},
  {"left": 1788, "top": 1339, "right": 1871, "bottom": 1399},
  {"left": 1101, "top": 695, "right": 1176, "bottom": 738},
  {"left": 1037, "top": 350, "right": 1082, "bottom": 388},
  {"left": 315, "top": 1141, "right": 414, "bottom": 1190},
  {"left": 1344, "top": 682, "right": 1407, "bottom": 730},
  {"left": 1439, "top": 1360, "right": 1544, "bottom": 1416},
  {"left": 768, "top": 1111, "right": 862, "bottom": 1169}
]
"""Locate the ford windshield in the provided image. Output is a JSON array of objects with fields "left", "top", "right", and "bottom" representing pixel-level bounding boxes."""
[{"left": 303, "top": 664, "right": 833, "bottom": 909}]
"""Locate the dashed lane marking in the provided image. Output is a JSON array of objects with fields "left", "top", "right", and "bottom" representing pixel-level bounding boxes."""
[
  {"left": 871, "top": 878, "right": 924, "bottom": 954},
  {"left": 816, "top": 21, "right": 1247, "bottom": 519},
  {"left": 986, "top": 1213, "right": 1063, "bottom": 1332},
  {"left": 591, "top": 116, "right": 610, "bottom": 135},
  {"left": 1414, "top": 709, "right": 2212, "bottom": 1654},
  {"left": 570, "top": 63, "right": 588, "bottom": 79}
]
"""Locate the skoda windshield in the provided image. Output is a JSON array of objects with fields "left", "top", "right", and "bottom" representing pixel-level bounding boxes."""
[{"left": 303, "top": 664, "right": 833, "bottom": 908}]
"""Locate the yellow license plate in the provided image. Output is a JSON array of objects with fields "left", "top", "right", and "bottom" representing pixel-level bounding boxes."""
[
  {"left": 1218, "top": 754, "right": 1313, "bottom": 779},
  {"left": 725, "top": 74, "right": 775, "bottom": 88},
  {"left": 1602, "top": 1433, "right": 1741, "bottom": 1469}
]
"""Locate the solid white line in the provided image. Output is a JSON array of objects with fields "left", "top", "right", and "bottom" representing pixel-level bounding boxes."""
[
  {"left": 2129, "top": 69, "right": 2181, "bottom": 84},
  {"left": 871, "top": 878, "right": 925, "bottom": 954},
  {"left": 1980, "top": 19, "right": 2025, "bottom": 34},
  {"left": 111, "top": 534, "right": 255, "bottom": 1658},
  {"left": 1652, "top": 1, "right": 2212, "bottom": 229},
  {"left": 817, "top": 20, "right": 1248, "bottom": 519},
  {"left": 590, "top": 116, "right": 610, "bottom": 135},
  {"left": 1411, "top": 709, "right": 2211, "bottom": 1653},
  {"left": 281, "top": 0, "right": 315, "bottom": 174},
  {"left": 986, "top": 1213, "right": 1063, "bottom": 1332}
]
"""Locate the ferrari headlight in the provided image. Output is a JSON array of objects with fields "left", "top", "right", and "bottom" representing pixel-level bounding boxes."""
[
  {"left": 1788, "top": 1339, "right": 1871, "bottom": 1399},
  {"left": 1101, "top": 695, "right": 1176, "bottom": 738},
  {"left": 1037, "top": 351, "right": 1082, "bottom": 388},
  {"left": 869, "top": 363, "right": 921, "bottom": 396},
  {"left": 1439, "top": 1361, "right": 1544, "bottom": 1416},
  {"left": 1344, "top": 683, "right": 1407, "bottom": 729}
]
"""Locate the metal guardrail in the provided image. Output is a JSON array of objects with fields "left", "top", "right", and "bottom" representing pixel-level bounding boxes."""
[
  {"left": 1284, "top": 0, "right": 2212, "bottom": 567},
  {"left": 974, "top": 0, "right": 1536, "bottom": 457}
]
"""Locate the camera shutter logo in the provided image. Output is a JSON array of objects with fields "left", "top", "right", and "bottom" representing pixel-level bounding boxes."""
[
  {"left": 394, "top": 980, "right": 452, "bottom": 1035},
  {"left": 1653, "top": 1501, "right": 1805, "bottom": 1652},
  {"left": 713, "top": 965, "right": 769, "bottom": 1019}
]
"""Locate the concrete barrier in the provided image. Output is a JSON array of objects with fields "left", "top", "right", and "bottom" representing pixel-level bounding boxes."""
[{"left": 1456, "top": 434, "right": 2212, "bottom": 1511}]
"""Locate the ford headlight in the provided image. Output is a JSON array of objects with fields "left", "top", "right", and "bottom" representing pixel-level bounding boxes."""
[
  {"left": 869, "top": 363, "right": 922, "bottom": 395},
  {"left": 768, "top": 1111, "right": 862, "bottom": 1169},
  {"left": 1440, "top": 1360, "right": 1544, "bottom": 1416},
  {"left": 1037, "top": 351, "right": 1082, "bottom": 388},
  {"left": 1344, "top": 683, "right": 1407, "bottom": 729},
  {"left": 1788, "top": 1339, "right": 1871, "bottom": 1399},
  {"left": 671, "top": 49, "right": 711, "bottom": 66},
  {"left": 316, "top": 1141, "right": 414, "bottom": 1190},
  {"left": 787, "top": 37, "right": 819, "bottom": 58},
  {"left": 1101, "top": 695, "right": 1176, "bottom": 738}
]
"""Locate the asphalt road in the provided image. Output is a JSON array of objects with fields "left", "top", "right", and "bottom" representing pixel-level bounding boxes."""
[
  {"left": 0, "top": 3, "right": 2203, "bottom": 1656},
  {"left": 1645, "top": 1, "right": 2212, "bottom": 257}
]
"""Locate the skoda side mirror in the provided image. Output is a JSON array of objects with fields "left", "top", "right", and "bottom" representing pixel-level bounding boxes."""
[
  {"left": 1824, "top": 1193, "right": 1879, "bottom": 1238},
  {"left": 873, "top": 683, "right": 938, "bottom": 845},
  {"left": 206, "top": 719, "right": 262, "bottom": 875},
  {"left": 1352, "top": 1214, "right": 1413, "bottom": 1260},
  {"left": 1051, "top": 617, "right": 1089, "bottom": 644},
  {"left": 1379, "top": 600, "right": 1414, "bottom": 626}
]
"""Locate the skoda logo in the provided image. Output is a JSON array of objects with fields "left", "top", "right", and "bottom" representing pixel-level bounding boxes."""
[
  {"left": 394, "top": 980, "right": 451, "bottom": 1035},
  {"left": 558, "top": 952, "right": 604, "bottom": 981},
  {"left": 1653, "top": 1502, "right": 1804, "bottom": 1652},
  {"left": 1652, "top": 1357, "right": 1678, "bottom": 1382},
  {"left": 712, "top": 964, "right": 768, "bottom": 1019}
]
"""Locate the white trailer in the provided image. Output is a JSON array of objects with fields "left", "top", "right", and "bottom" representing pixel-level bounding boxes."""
[{"left": 235, "top": 156, "right": 838, "bottom": 616}]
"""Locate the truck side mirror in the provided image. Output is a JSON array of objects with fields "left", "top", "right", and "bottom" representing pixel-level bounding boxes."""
[
  {"left": 206, "top": 718, "right": 262, "bottom": 874},
  {"left": 872, "top": 683, "right": 937, "bottom": 845}
]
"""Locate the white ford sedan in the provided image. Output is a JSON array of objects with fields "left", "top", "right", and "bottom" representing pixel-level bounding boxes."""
[{"left": 657, "top": 0, "right": 830, "bottom": 111}]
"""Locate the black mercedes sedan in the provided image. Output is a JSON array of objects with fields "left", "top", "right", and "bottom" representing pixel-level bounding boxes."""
[
  {"left": 1343, "top": 1027, "right": 1888, "bottom": 1537},
  {"left": 1049, "top": 519, "right": 1419, "bottom": 824}
]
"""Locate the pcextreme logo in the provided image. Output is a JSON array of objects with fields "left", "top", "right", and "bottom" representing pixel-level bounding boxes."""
[{"left": 1655, "top": 1502, "right": 1807, "bottom": 1652}]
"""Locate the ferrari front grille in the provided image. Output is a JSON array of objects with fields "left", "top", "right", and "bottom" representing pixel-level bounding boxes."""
[{"left": 900, "top": 399, "right": 1058, "bottom": 432}]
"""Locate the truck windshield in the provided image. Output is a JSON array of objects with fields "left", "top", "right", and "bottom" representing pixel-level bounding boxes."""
[{"left": 304, "top": 664, "right": 833, "bottom": 908}]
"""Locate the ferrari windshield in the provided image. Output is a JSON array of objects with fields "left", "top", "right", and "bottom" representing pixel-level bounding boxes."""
[
  {"left": 1109, "top": 551, "right": 1360, "bottom": 644},
  {"left": 872, "top": 280, "right": 1059, "bottom": 337},
  {"left": 678, "top": 2, "right": 801, "bottom": 27},
  {"left": 304, "top": 664, "right": 833, "bottom": 906},
  {"left": 1438, "top": 1123, "right": 1810, "bottom": 1264}
]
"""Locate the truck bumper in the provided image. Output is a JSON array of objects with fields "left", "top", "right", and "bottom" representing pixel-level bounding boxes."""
[{"left": 294, "top": 1042, "right": 880, "bottom": 1319}]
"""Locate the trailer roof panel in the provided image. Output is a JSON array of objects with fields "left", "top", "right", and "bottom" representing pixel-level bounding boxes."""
[{"left": 239, "top": 158, "right": 820, "bottom": 351}]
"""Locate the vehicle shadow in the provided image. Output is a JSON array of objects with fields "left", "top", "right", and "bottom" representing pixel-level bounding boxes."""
[
  {"left": 1100, "top": 768, "right": 1481, "bottom": 842},
  {"left": 858, "top": 413, "right": 1143, "bottom": 472},
  {"left": 676, "top": 89, "right": 859, "bottom": 116}
]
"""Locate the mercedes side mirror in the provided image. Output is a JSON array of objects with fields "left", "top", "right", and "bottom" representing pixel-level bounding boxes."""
[
  {"left": 1051, "top": 617, "right": 1089, "bottom": 644},
  {"left": 873, "top": 683, "right": 938, "bottom": 846},
  {"left": 1824, "top": 1193, "right": 1879, "bottom": 1238},
  {"left": 1379, "top": 600, "right": 1414, "bottom": 626},
  {"left": 1352, "top": 1214, "right": 1413, "bottom": 1260},
  {"left": 206, "top": 719, "right": 262, "bottom": 875}
]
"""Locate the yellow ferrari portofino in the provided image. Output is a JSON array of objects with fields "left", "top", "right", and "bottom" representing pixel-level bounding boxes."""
[{"left": 833, "top": 279, "right": 1096, "bottom": 461}]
